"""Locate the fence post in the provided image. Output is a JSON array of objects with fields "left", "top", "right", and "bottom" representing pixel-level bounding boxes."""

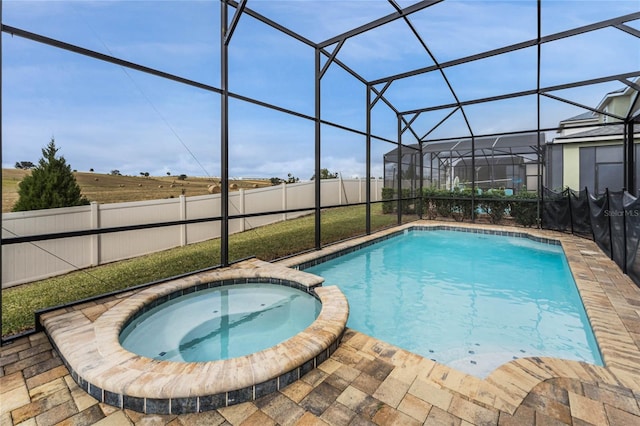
[
  {"left": 358, "top": 178, "right": 363, "bottom": 203},
  {"left": 623, "top": 190, "right": 627, "bottom": 273},
  {"left": 585, "top": 187, "right": 595, "bottom": 241},
  {"left": 179, "top": 195, "right": 187, "bottom": 246},
  {"left": 567, "top": 189, "right": 574, "bottom": 235},
  {"left": 606, "top": 188, "right": 614, "bottom": 261},
  {"left": 90, "top": 202, "right": 99, "bottom": 266},
  {"left": 239, "top": 189, "right": 246, "bottom": 232},
  {"left": 282, "top": 183, "right": 287, "bottom": 221}
]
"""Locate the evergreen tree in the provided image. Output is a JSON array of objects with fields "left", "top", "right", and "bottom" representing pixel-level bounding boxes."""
[{"left": 13, "top": 139, "right": 90, "bottom": 211}]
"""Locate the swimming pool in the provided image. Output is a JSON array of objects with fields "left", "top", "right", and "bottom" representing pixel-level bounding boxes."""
[
  {"left": 305, "top": 228, "right": 603, "bottom": 377},
  {"left": 120, "top": 283, "right": 321, "bottom": 362}
]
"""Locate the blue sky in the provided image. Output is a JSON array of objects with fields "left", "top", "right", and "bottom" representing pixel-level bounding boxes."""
[{"left": 2, "top": 0, "right": 639, "bottom": 179}]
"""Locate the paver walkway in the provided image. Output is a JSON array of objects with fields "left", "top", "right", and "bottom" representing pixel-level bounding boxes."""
[
  {"left": 2, "top": 329, "right": 639, "bottom": 425},
  {"left": 2, "top": 222, "right": 640, "bottom": 425}
]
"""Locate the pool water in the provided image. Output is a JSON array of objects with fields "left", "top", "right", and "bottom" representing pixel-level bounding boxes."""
[
  {"left": 120, "top": 284, "right": 321, "bottom": 362},
  {"left": 306, "top": 229, "right": 603, "bottom": 377}
]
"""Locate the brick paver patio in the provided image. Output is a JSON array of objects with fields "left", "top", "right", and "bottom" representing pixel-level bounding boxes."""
[{"left": 2, "top": 222, "right": 639, "bottom": 425}]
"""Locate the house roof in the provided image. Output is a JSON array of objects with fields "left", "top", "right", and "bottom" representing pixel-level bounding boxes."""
[
  {"left": 558, "top": 77, "right": 639, "bottom": 125},
  {"left": 554, "top": 123, "right": 640, "bottom": 141},
  {"left": 559, "top": 111, "right": 597, "bottom": 124}
]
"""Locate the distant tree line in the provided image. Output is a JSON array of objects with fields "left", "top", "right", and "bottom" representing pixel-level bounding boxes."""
[
  {"left": 269, "top": 168, "right": 339, "bottom": 185},
  {"left": 14, "top": 161, "right": 35, "bottom": 169}
]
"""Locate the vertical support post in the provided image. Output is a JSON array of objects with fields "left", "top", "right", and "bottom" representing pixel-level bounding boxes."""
[
  {"left": 314, "top": 48, "right": 321, "bottom": 250},
  {"left": 220, "top": 1, "right": 229, "bottom": 265},
  {"left": 90, "top": 202, "right": 100, "bottom": 266},
  {"left": 419, "top": 142, "right": 424, "bottom": 219},
  {"left": 396, "top": 114, "right": 402, "bottom": 225},
  {"left": 1, "top": 0, "right": 4, "bottom": 308},
  {"left": 179, "top": 195, "right": 187, "bottom": 246},
  {"left": 338, "top": 174, "right": 343, "bottom": 205},
  {"left": 471, "top": 136, "right": 476, "bottom": 221},
  {"left": 625, "top": 119, "right": 635, "bottom": 195},
  {"left": 365, "top": 84, "right": 372, "bottom": 234},
  {"left": 536, "top": 0, "right": 543, "bottom": 228}
]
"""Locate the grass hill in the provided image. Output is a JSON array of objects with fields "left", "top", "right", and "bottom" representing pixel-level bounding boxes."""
[{"left": 2, "top": 169, "right": 271, "bottom": 212}]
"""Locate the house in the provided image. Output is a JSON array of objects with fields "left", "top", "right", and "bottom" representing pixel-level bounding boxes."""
[{"left": 546, "top": 79, "right": 640, "bottom": 195}]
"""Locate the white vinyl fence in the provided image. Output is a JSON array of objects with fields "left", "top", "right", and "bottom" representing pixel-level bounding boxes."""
[{"left": 2, "top": 178, "right": 382, "bottom": 288}]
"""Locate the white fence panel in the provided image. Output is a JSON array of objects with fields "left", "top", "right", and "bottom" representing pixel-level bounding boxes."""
[
  {"left": 2, "top": 206, "right": 93, "bottom": 287},
  {"left": 2, "top": 178, "right": 384, "bottom": 288},
  {"left": 99, "top": 198, "right": 182, "bottom": 263},
  {"left": 285, "top": 181, "right": 315, "bottom": 211},
  {"left": 185, "top": 194, "right": 221, "bottom": 245}
]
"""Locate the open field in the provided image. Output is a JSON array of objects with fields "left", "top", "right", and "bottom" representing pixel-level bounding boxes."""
[{"left": 2, "top": 169, "right": 272, "bottom": 212}]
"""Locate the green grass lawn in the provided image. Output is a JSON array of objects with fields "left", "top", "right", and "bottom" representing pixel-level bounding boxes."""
[{"left": 2, "top": 204, "right": 400, "bottom": 337}]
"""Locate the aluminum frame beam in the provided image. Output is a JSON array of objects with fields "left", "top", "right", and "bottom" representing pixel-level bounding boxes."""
[
  {"left": 400, "top": 72, "right": 640, "bottom": 116},
  {"left": 370, "top": 11, "right": 640, "bottom": 86},
  {"left": 319, "top": 0, "right": 442, "bottom": 48}
]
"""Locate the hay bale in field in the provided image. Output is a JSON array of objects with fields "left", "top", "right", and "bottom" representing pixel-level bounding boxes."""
[
  {"left": 207, "top": 184, "right": 221, "bottom": 194},
  {"left": 158, "top": 185, "right": 163, "bottom": 188},
  {"left": 229, "top": 183, "right": 238, "bottom": 189}
]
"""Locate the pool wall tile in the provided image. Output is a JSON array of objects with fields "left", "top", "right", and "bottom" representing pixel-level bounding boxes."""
[
  {"left": 123, "top": 395, "right": 145, "bottom": 412},
  {"left": 88, "top": 383, "right": 102, "bottom": 401},
  {"left": 104, "top": 390, "right": 122, "bottom": 408},
  {"left": 146, "top": 398, "right": 170, "bottom": 415},
  {"left": 78, "top": 376, "right": 88, "bottom": 392},
  {"left": 301, "top": 359, "right": 315, "bottom": 376},
  {"left": 172, "top": 397, "right": 198, "bottom": 415},
  {"left": 227, "top": 387, "right": 253, "bottom": 405},
  {"left": 255, "top": 378, "right": 278, "bottom": 399},
  {"left": 198, "top": 393, "right": 226, "bottom": 412},
  {"left": 279, "top": 369, "right": 299, "bottom": 389}
]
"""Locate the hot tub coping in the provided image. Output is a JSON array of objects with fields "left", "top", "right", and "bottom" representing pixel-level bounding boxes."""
[{"left": 40, "top": 259, "right": 348, "bottom": 414}]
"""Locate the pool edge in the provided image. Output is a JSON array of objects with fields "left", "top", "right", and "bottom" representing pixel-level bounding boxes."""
[{"left": 281, "top": 222, "right": 633, "bottom": 379}]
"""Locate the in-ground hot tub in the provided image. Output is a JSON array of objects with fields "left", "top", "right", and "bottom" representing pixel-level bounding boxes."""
[
  {"left": 120, "top": 283, "right": 322, "bottom": 362},
  {"left": 40, "top": 261, "right": 348, "bottom": 415}
]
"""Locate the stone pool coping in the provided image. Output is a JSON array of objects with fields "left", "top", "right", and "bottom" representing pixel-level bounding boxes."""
[{"left": 39, "top": 259, "right": 348, "bottom": 414}]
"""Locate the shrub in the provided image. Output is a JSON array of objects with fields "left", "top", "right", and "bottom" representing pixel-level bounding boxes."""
[
  {"left": 510, "top": 191, "right": 539, "bottom": 227},
  {"left": 421, "top": 187, "right": 440, "bottom": 219},
  {"left": 478, "top": 189, "right": 510, "bottom": 224},
  {"left": 450, "top": 187, "right": 474, "bottom": 221},
  {"left": 382, "top": 187, "right": 395, "bottom": 213}
]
